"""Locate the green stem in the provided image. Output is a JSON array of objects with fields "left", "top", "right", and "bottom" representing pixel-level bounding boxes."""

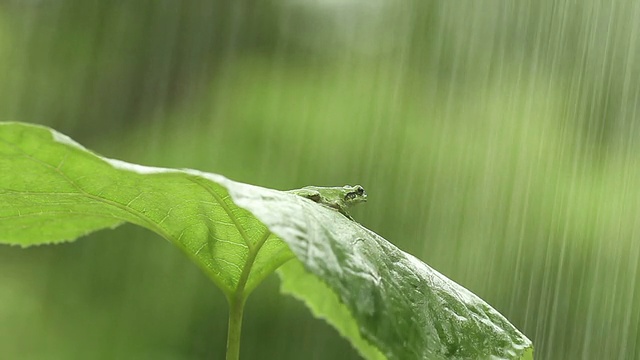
[
  {"left": 226, "top": 295, "right": 246, "bottom": 360},
  {"left": 225, "top": 229, "right": 272, "bottom": 360}
]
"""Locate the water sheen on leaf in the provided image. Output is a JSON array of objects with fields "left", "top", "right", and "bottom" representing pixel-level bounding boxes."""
[
  {"left": 0, "top": 122, "right": 533, "bottom": 359},
  {"left": 227, "top": 184, "right": 534, "bottom": 360}
]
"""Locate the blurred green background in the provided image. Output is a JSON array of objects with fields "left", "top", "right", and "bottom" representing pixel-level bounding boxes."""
[{"left": 1, "top": 1, "right": 639, "bottom": 359}]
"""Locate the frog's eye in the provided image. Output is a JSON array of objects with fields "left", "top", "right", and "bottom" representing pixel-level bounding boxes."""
[
  {"left": 345, "top": 192, "right": 358, "bottom": 200},
  {"left": 355, "top": 186, "right": 365, "bottom": 195}
]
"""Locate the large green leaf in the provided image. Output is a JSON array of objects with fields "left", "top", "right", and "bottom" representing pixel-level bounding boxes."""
[
  {"left": 228, "top": 183, "right": 533, "bottom": 360},
  {"left": 0, "top": 122, "right": 533, "bottom": 359},
  {"left": 0, "top": 122, "right": 293, "bottom": 297}
]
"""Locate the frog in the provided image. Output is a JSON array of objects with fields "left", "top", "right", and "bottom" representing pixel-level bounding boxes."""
[{"left": 288, "top": 185, "right": 367, "bottom": 220}]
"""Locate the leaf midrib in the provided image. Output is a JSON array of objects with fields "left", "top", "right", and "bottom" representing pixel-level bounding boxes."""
[{"left": 188, "top": 176, "right": 281, "bottom": 297}]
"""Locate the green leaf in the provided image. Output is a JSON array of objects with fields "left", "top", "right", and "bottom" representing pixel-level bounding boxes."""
[
  {"left": 278, "top": 260, "right": 387, "bottom": 360},
  {"left": 227, "top": 183, "right": 534, "bottom": 360},
  {"left": 0, "top": 122, "right": 533, "bottom": 359},
  {"left": 0, "top": 122, "right": 293, "bottom": 297}
]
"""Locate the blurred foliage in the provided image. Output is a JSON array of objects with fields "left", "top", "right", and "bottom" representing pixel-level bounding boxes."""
[{"left": 0, "top": 0, "right": 639, "bottom": 359}]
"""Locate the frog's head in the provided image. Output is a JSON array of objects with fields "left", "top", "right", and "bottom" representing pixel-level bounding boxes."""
[{"left": 342, "top": 185, "right": 367, "bottom": 207}]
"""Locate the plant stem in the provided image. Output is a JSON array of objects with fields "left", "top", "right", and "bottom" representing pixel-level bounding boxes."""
[
  {"left": 225, "top": 229, "right": 271, "bottom": 360},
  {"left": 226, "top": 295, "right": 246, "bottom": 360}
]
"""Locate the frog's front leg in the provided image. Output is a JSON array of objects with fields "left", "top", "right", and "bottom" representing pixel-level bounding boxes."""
[
  {"left": 338, "top": 209, "right": 355, "bottom": 221},
  {"left": 325, "top": 200, "right": 354, "bottom": 220}
]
